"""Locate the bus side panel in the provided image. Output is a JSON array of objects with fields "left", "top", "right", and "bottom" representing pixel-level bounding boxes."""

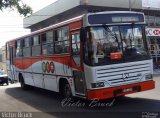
[
  {"left": 54, "top": 58, "right": 71, "bottom": 76},
  {"left": 31, "top": 57, "right": 43, "bottom": 88},
  {"left": 41, "top": 56, "right": 58, "bottom": 92},
  {"left": 43, "top": 75, "right": 58, "bottom": 92},
  {"left": 22, "top": 58, "right": 34, "bottom": 86},
  {"left": 15, "top": 58, "right": 23, "bottom": 80},
  {"left": 41, "top": 55, "right": 73, "bottom": 92}
]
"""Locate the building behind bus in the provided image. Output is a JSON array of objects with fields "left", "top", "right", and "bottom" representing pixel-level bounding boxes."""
[{"left": 23, "top": 0, "right": 160, "bottom": 67}]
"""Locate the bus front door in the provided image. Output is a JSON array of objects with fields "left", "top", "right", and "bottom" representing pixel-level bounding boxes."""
[
  {"left": 71, "top": 31, "right": 86, "bottom": 96},
  {"left": 9, "top": 47, "right": 16, "bottom": 83}
]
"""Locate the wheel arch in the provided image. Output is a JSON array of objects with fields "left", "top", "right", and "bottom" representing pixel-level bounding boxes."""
[
  {"left": 57, "top": 77, "right": 75, "bottom": 96},
  {"left": 58, "top": 78, "right": 68, "bottom": 92}
]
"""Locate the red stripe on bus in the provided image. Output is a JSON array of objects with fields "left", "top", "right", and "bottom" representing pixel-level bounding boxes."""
[
  {"left": 87, "top": 80, "right": 155, "bottom": 100},
  {"left": 14, "top": 56, "right": 81, "bottom": 70}
]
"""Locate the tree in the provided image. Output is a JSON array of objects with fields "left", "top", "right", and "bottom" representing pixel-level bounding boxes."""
[{"left": 0, "top": 0, "right": 32, "bottom": 16}]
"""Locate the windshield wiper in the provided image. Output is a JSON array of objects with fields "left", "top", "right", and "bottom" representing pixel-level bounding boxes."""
[
  {"left": 103, "top": 25, "right": 119, "bottom": 43},
  {"left": 114, "top": 32, "right": 120, "bottom": 49}
]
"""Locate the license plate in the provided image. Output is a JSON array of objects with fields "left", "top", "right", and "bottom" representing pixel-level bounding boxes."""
[{"left": 123, "top": 88, "right": 133, "bottom": 93}]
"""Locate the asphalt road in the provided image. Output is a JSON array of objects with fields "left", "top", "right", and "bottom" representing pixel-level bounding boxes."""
[{"left": 0, "top": 76, "right": 160, "bottom": 118}]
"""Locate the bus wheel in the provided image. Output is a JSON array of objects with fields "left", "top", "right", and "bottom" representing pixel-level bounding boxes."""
[
  {"left": 62, "top": 81, "right": 72, "bottom": 98},
  {"left": 20, "top": 75, "right": 28, "bottom": 90}
]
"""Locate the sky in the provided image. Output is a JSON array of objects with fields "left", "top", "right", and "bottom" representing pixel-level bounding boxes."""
[
  {"left": 0, "top": 0, "right": 57, "bottom": 48},
  {"left": 142, "top": 0, "right": 160, "bottom": 9}
]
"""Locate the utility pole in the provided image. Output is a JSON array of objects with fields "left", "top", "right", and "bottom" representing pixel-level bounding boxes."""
[{"left": 129, "top": 0, "right": 131, "bottom": 11}]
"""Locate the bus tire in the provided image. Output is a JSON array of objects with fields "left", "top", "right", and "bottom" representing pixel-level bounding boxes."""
[
  {"left": 61, "top": 80, "right": 72, "bottom": 98},
  {"left": 19, "top": 75, "right": 29, "bottom": 90}
]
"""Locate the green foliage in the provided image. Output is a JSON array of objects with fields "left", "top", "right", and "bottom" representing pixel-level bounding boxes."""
[{"left": 0, "top": 0, "right": 32, "bottom": 16}]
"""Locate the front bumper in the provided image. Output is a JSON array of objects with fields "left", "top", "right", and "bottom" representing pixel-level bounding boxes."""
[{"left": 87, "top": 80, "right": 155, "bottom": 100}]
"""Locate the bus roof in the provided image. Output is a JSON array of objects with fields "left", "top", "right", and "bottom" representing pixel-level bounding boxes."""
[
  {"left": 6, "top": 15, "right": 84, "bottom": 44},
  {"left": 6, "top": 11, "right": 145, "bottom": 44},
  {"left": 87, "top": 11, "right": 144, "bottom": 15}
]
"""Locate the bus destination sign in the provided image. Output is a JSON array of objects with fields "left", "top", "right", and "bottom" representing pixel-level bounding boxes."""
[
  {"left": 112, "top": 16, "right": 139, "bottom": 23},
  {"left": 88, "top": 13, "right": 144, "bottom": 25}
]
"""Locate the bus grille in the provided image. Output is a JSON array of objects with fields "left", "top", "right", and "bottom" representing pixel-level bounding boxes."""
[{"left": 96, "top": 62, "right": 151, "bottom": 87}]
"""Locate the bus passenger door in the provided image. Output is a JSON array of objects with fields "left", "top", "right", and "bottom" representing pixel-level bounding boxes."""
[
  {"left": 9, "top": 47, "right": 16, "bottom": 82},
  {"left": 71, "top": 31, "right": 86, "bottom": 96}
]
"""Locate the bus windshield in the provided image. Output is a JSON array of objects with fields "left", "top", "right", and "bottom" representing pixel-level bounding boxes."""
[{"left": 84, "top": 25, "right": 150, "bottom": 66}]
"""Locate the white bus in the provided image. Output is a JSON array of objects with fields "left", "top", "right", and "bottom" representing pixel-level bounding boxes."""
[{"left": 6, "top": 11, "right": 155, "bottom": 100}]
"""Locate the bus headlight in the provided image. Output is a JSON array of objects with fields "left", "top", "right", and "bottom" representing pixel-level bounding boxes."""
[
  {"left": 145, "top": 74, "right": 153, "bottom": 80},
  {"left": 91, "top": 82, "right": 105, "bottom": 88}
]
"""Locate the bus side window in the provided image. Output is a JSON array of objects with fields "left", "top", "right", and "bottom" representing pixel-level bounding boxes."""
[
  {"left": 23, "top": 37, "right": 31, "bottom": 57},
  {"left": 54, "top": 26, "right": 69, "bottom": 54},
  {"left": 42, "top": 31, "right": 54, "bottom": 55},
  {"left": 55, "top": 29, "right": 62, "bottom": 54},
  {"left": 16, "top": 40, "right": 23, "bottom": 57},
  {"left": 32, "top": 35, "right": 41, "bottom": 56},
  {"left": 42, "top": 33, "right": 47, "bottom": 55}
]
